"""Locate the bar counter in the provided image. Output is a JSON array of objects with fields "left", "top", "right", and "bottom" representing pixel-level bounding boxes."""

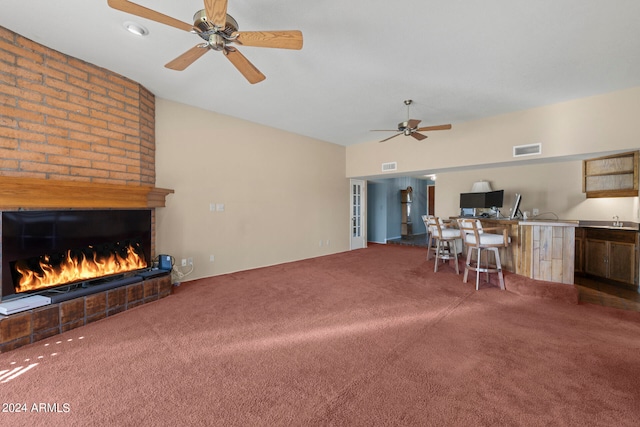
[
  {"left": 517, "top": 219, "right": 578, "bottom": 284},
  {"left": 453, "top": 218, "right": 578, "bottom": 284}
]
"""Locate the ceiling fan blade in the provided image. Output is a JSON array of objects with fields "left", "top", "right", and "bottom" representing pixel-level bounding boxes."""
[
  {"left": 379, "top": 133, "right": 402, "bottom": 143},
  {"left": 406, "top": 119, "right": 421, "bottom": 129},
  {"left": 233, "top": 31, "right": 303, "bottom": 50},
  {"left": 411, "top": 132, "right": 428, "bottom": 141},
  {"left": 165, "top": 45, "right": 210, "bottom": 71},
  {"left": 204, "top": 0, "right": 228, "bottom": 29},
  {"left": 370, "top": 129, "right": 399, "bottom": 132},
  {"left": 107, "top": 0, "right": 193, "bottom": 32},
  {"left": 223, "top": 47, "right": 266, "bottom": 84},
  {"left": 416, "top": 124, "right": 452, "bottom": 132}
]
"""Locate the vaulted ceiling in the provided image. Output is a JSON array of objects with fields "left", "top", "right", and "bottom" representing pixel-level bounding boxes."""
[{"left": 2, "top": 0, "right": 640, "bottom": 146}]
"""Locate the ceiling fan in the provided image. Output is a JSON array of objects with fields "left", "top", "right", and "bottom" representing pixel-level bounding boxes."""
[
  {"left": 371, "top": 100, "right": 452, "bottom": 142},
  {"left": 107, "top": 0, "right": 303, "bottom": 84}
]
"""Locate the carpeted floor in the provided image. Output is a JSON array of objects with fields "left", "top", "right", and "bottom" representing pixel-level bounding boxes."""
[{"left": 1, "top": 243, "right": 640, "bottom": 426}]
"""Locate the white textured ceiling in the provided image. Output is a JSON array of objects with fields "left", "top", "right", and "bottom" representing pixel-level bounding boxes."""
[{"left": 2, "top": 0, "right": 640, "bottom": 146}]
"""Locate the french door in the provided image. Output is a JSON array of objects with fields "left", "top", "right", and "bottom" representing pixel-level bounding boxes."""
[{"left": 350, "top": 179, "right": 365, "bottom": 249}]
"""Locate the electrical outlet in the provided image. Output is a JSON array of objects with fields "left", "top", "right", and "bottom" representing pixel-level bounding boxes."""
[
  {"left": 187, "top": 257, "right": 193, "bottom": 266},
  {"left": 532, "top": 208, "right": 539, "bottom": 216},
  {"left": 209, "top": 255, "right": 215, "bottom": 262},
  {"left": 181, "top": 258, "right": 187, "bottom": 267}
]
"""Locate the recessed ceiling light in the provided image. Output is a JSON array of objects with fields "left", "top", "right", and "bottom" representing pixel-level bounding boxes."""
[{"left": 123, "top": 21, "right": 149, "bottom": 36}]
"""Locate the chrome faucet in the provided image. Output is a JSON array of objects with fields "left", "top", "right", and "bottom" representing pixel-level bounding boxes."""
[{"left": 613, "top": 216, "right": 622, "bottom": 227}]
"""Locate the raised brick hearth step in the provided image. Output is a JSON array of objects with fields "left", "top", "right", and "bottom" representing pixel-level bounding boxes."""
[{"left": 0, "top": 274, "right": 172, "bottom": 353}]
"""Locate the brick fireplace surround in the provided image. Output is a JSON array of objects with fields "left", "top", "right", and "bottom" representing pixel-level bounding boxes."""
[{"left": 0, "top": 27, "right": 174, "bottom": 352}]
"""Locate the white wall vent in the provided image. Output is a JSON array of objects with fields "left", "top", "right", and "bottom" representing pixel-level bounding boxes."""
[
  {"left": 513, "top": 143, "right": 542, "bottom": 157},
  {"left": 381, "top": 161, "right": 397, "bottom": 172}
]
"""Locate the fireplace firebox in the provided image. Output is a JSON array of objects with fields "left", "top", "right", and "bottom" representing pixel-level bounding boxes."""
[{"left": 1, "top": 210, "right": 152, "bottom": 301}]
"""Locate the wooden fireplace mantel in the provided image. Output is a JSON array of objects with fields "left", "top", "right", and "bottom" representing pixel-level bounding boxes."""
[{"left": 0, "top": 176, "right": 174, "bottom": 209}]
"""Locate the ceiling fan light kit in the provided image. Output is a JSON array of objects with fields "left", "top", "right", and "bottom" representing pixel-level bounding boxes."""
[
  {"left": 107, "top": 0, "right": 303, "bottom": 84},
  {"left": 372, "top": 99, "right": 452, "bottom": 142}
]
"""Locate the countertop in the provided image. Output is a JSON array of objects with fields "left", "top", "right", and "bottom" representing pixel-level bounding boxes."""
[
  {"left": 517, "top": 219, "right": 638, "bottom": 231},
  {"left": 577, "top": 220, "right": 639, "bottom": 231},
  {"left": 518, "top": 219, "right": 579, "bottom": 227},
  {"left": 457, "top": 217, "right": 578, "bottom": 227},
  {"left": 455, "top": 216, "right": 639, "bottom": 231}
]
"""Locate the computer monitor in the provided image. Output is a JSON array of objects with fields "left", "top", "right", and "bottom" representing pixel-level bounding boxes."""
[
  {"left": 459, "top": 190, "right": 504, "bottom": 208},
  {"left": 509, "top": 193, "right": 522, "bottom": 219},
  {"left": 459, "top": 192, "right": 485, "bottom": 208},
  {"left": 484, "top": 190, "right": 504, "bottom": 208}
]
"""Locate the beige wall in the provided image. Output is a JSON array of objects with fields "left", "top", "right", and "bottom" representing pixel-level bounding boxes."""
[
  {"left": 346, "top": 86, "right": 640, "bottom": 223},
  {"left": 346, "top": 86, "right": 640, "bottom": 176},
  {"left": 435, "top": 162, "right": 640, "bottom": 222},
  {"left": 154, "top": 99, "right": 349, "bottom": 281}
]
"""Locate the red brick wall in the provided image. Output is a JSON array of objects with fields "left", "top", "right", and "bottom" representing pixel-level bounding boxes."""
[
  {"left": 0, "top": 26, "right": 159, "bottom": 298},
  {"left": 0, "top": 26, "right": 155, "bottom": 185}
]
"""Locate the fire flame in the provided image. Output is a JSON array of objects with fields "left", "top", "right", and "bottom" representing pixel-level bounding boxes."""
[{"left": 14, "top": 243, "right": 147, "bottom": 293}]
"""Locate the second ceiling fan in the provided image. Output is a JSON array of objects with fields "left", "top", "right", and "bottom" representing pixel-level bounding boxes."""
[
  {"left": 107, "top": 0, "right": 303, "bottom": 84},
  {"left": 372, "top": 100, "right": 451, "bottom": 142}
]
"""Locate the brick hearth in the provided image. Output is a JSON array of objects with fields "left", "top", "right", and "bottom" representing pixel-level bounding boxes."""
[{"left": 0, "top": 274, "right": 172, "bottom": 352}]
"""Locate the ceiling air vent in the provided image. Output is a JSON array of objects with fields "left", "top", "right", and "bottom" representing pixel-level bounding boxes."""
[
  {"left": 382, "top": 161, "right": 397, "bottom": 172},
  {"left": 513, "top": 143, "right": 542, "bottom": 157}
]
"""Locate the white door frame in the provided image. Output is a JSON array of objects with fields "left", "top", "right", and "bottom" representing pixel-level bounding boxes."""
[{"left": 350, "top": 179, "right": 366, "bottom": 250}]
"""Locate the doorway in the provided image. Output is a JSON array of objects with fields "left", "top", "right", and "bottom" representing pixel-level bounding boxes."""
[
  {"left": 366, "top": 177, "right": 434, "bottom": 245},
  {"left": 427, "top": 184, "right": 435, "bottom": 215}
]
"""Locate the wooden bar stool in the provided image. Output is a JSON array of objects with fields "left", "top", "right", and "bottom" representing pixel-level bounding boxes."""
[
  {"left": 457, "top": 218, "right": 509, "bottom": 289},
  {"left": 425, "top": 216, "right": 462, "bottom": 274},
  {"left": 421, "top": 215, "right": 434, "bottom": 259}
]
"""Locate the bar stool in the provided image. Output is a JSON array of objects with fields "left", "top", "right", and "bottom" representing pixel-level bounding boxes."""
[
  {"left": 421, "top": 215, "right": 434, "bottom": 259},
  {"left": 425, "top": 216, "right": 462, "bottom": 274},
  {"left": 457, "top": 218, "right": 509, "bottom": 290}
]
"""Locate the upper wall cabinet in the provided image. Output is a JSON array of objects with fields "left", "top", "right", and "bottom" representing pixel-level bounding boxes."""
[{"left": 583, "top": 151, "right": 639, "bottom": 198}]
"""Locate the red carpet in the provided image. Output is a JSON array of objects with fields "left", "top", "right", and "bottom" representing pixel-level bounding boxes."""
[{"left": 1, "top": 244, "right": 639, "bottom": 426}]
